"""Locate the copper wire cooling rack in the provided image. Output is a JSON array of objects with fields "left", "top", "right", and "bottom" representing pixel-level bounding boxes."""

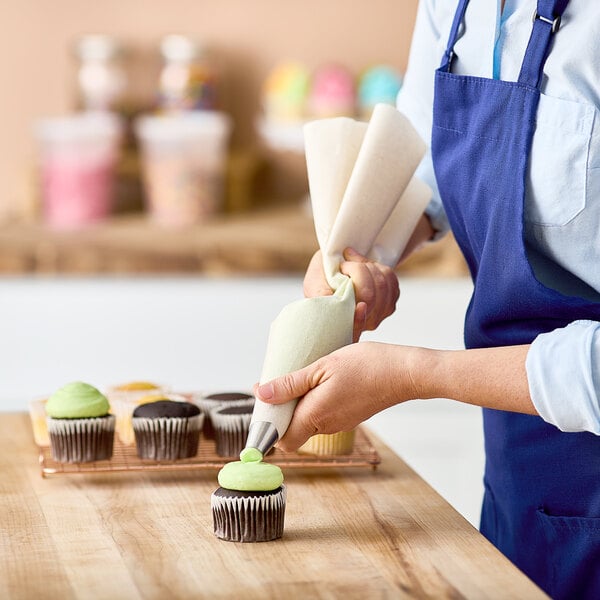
[{"left": 37, "top": 426, "right": 380, "bottom": 477}]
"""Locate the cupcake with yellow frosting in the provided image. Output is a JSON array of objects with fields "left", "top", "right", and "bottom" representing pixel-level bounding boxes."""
[
  {"left": 211, "top": 448, "right": 286, "bottom": 542},
  {"left": 46, "top": 381, "right": 115, "bottom": 463},
  {"left": 262, "top": 61, "right": 310, "bottom": 122}
]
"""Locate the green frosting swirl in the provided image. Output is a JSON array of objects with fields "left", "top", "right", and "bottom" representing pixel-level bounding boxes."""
[
  {"left": 217, "top": 455, "right": 284, "bottom": 491},
  {"left": 240, "top": 447, "right": 263, "bottom": 463},
  {"left": 46, "top": 381, "right": 110, "bottom": 419}
]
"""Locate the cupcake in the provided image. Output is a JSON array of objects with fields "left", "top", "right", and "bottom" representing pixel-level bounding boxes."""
[
  {"left": 192, "top": 392, "right": 254, "bottom": 439},
  {"left": 357, "top": 65, "right": 403, "bottom": 119},
  {"left": 106, "top": 381, "right": 169, "bottom": 445},
  {"left": 132, "top": 399, "right": 203, "bottom": 461},
  {"left": 298, "top": 430, "right": 356, "bottom": 456},
  {"left": 262, "top": 61, "right": 310, "bottom": 122},
  {"left": 28, "top": 398, "right": 50, "bottom": 446},
  {"left": 46, "top": 381, "right": 115, "bottom": 463},
  {"left": 307, "top": 63, "right": 355, "bottom": 118},
  {"left": 212, "top": 448, "right": 286, "bottom": 542},
  {"left": 211, "top": 404, "right": 253, "bottom": 457}
]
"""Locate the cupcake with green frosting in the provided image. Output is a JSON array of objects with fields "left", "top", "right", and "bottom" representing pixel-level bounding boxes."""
[
  {"left": 46, "top": 381, "right": 115, "bottom": 463},
  {"left": 211, "top": 448, "right": 286, "bottom": 542}
]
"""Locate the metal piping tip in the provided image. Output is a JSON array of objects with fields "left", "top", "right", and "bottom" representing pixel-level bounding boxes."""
[{"left": 245, "top": 421, "right": 279, "bottom": 456}]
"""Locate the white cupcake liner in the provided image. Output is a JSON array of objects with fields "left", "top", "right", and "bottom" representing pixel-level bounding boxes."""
[
  {"left": 111, "top": 393, "right": 189, "bottom": 446},
  {"left": 297, "top": 430, "right": 356, "bottom": 456},
  {"left": 132, "top": 414, "right": 203, "bottom": 460},
  {"left": 47, "top": 415, "right": 116, "bottom": 463},
  {"left": 211, "top": 485, "right": 286, "bottom": 542},
  {"left": 191, "top": 393, "right": 254, "bottom": 438},
  {"left": 210, "top": 409, "right": 253, "bottom": 457}
]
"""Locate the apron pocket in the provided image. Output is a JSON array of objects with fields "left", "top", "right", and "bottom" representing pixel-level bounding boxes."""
[
  {"left": 535, "top": 507, "right": 600, "bottom": 599},
  {"left": 525, "top": 93, "right": 594, "bottom": 227}
]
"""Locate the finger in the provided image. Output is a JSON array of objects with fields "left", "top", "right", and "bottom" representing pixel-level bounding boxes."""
[
  {"left": 276, "top": 418, "right": 317, "bottom": 452},
  {"left": 340, "top": 261, "right": 376, "bottom": 308},
  {"left": 254, "top": 366, "right": 315, "bottom": 406},
  {"left": 353, "top": 302, "right": 367, "bottom": 342},
  {"left": 303, "top": 251, "right": 333, "bottom": 298},
  {"left": 276, "top": 392, "right": 321, "bottom": 452},
  {"left": 343, "top": 247, "right": 370, "bottom": 263}
]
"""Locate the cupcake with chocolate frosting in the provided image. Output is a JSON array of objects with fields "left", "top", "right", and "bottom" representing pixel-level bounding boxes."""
[
  {"left": 192, "top": 391, "right": 254, "bottom": 439},
  {"left": 106, "top": 381, "right": 169, "bottom": 445},
  {"left": 132, "top": 399, "right": 203, "bottom": 461},
  {"left": 211, "top": 404, "right": 253, "bottom": 457}
]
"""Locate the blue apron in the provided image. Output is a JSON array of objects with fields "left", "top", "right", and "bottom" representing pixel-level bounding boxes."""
[{"left": 431, "top": 0, "right": 600, "bottom": 597}]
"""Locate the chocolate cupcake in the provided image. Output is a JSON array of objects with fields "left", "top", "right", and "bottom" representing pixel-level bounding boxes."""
[
  {"left": 192, "top": 391, "right": 254, "bottom": 439},
  {"left": 132, "top": 399, "right": 203, "bottom": 461},
  {"left": 46, "top": 381, "right": 115, "bottom": 463},
  {"left": 106, "top": 381, "right": 169, "bottom": 445},
  {"left": 211, "top": 404, "right": 253, "bottom": 457},
  {"left": 212, "top": 487, "right": 287, "bottom": 543},
  {"left": 211, "top": 449, "right": 286, "bottom": 542}
]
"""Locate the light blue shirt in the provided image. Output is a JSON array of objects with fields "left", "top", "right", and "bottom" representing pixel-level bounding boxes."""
[{"left": 397, "top": 0, "right": 600, "bottom": 434}]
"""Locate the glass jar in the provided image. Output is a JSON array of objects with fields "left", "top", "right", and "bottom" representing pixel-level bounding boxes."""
[{"left": 158, "top": 34, "right": 217, "bottom": 112}]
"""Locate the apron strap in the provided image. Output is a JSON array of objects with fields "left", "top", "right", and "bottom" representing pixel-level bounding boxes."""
[
  {"left": 440, "top": 0, "right": 470, "bottom": 71},
  {"left": 517, "top": 0, "right": 570, "bottom": 87}
]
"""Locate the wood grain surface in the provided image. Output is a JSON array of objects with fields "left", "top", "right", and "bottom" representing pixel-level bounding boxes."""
[{"left": 0, "top": 412, "right": 545, "bottom": 599}]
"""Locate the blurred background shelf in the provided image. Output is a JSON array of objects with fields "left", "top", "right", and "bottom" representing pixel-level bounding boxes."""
[{"left": 0, "top": 204, "right": 468, "bottom": 276}]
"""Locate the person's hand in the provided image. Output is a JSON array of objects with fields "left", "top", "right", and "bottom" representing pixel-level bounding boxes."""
[
  {"left": 254, "top": 342, "right": 422, "bottom": 452},
  {"left": 303, "top": 248, "right": 400, "bottom": 342}
]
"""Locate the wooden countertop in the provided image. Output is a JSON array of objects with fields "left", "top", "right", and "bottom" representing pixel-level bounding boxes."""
[
  {"left": 1, "top": 412, "right": 545, "bottom": 599},
  {"left": 0, "top": 205, "right": 467, "bottom": 276}
]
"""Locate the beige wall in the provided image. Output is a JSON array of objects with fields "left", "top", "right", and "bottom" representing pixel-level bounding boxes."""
[{"left": 0, "top": 0, "right": 419, "bottom": 219}]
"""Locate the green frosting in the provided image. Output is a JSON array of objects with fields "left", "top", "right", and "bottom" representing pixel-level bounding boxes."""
[
  {"left": 46, "top": 381, "right": 110, "bottom": 419},
  {"left": 217, "top": 458, "right": 283, "bottom": 492},
  {"left": 240, "top": 447, "right": 263, "bottom": 463}
]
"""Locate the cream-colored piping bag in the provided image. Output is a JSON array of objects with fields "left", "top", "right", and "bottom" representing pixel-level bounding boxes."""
[{"left": 246, "top": 104, "right": 430, "bottom": 454}]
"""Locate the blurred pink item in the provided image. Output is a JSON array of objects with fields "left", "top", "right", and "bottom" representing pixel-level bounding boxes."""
[
  {"left": 135, "top": 111, "right": 232, "bottom": 227},
  {"left": 35, "top": 112, "right": 122, "bottom": 228},
  {"left": 308, "top": 64, "right": 355, "bottom": 118}
]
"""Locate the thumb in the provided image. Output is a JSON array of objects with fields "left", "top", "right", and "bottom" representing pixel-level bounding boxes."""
[
  {"left": 254, "top": 367, "right": 313, "bottom": 405},
  {"left": 343, "top": 247, "right": 370, "bottom": 263}
]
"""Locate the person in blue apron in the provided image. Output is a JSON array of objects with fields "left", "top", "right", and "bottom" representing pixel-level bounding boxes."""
[{"left": 256, "top": 1, "right": 600, "bottom": 597}]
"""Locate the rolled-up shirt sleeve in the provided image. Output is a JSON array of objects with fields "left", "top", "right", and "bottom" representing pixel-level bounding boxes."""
[
  {"left": 397, "top": 0, "right": 450, "bottom": 239},
  {"left": 526, "top": 320, "right": 600, "bottom": 435}
]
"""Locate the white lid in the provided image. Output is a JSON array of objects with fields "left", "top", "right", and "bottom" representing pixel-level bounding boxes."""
[
  {"left": 134, "top": 110, "right": 232, "bottom": 141},
  {"left": 75, "top": 34, "right": 122, "bottom": 62},
  {"left": 160, "top": 34, "right": 203, "bottom": 62}
]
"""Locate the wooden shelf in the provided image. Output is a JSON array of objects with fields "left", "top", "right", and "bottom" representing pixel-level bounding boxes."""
[{"left": 0, "top": 205, "right": 467, "bottom": 276}]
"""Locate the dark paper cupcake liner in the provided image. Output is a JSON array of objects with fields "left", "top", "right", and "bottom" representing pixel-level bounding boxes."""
[
  {"left": 47, "top": 415, "right": 116, "bottom": 463},
  {"left": 132, "top": 414, "right": 203, "bottom": 460},
  {"left": 211, "top": 486, "right": 286, "bottom": 542}
]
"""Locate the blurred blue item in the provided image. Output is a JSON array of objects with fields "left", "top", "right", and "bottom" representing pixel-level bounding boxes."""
[{"left": 358, "top": 65, "right": 403, "bottom": 117}]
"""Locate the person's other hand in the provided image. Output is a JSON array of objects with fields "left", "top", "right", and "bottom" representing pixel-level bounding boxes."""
[
  {"left": 303, "top": 248, "right": 400, "bottom": 342},
  {"left": 254, "top": 342, "right": 420, "bottom": 452}
]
